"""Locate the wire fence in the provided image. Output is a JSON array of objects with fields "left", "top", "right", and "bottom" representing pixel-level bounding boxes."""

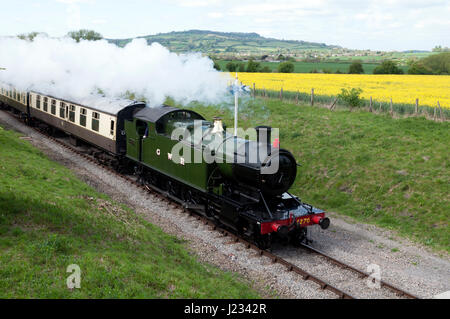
[{"left": 251, "top": 86, "right": 449, "bottom": 121}]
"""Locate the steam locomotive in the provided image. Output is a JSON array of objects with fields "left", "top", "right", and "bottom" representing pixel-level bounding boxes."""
[{"left": 0, "top": 83, "right": 330, "bottom": 248}]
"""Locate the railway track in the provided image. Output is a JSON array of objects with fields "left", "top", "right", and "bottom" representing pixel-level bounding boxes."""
[
  {"left": 1, "top": 108, "right": 420, "bottom": 299},
  {"left": 298, "top": 244, "right": 419, "bottom": 299}
]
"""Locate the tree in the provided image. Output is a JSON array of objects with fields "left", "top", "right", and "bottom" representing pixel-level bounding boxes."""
[
  {"left": 17, "top": 32, "right": 47, "bottom": 41},
  {"left": 373, "top": 60, "right": 404, "bottom": 74},
  {"left": 278, "top": 62, "right": 294, "bottom": 73},
  {"left": 226, "top": 62, "right": 237, "bottom": 72},
  {"left": 213, "top": 60, "right": 221, "bottom": 71},
  {"left": 238, "top": 63, "right": 246, "bottom": 72},
  {"left": 67, "top": 29, "right": 103, "bottom": 42},
  {"left": 417, "top": 52, "right": 450, "bottom": 75},
  {"left": 408, "top": 62, "right": 432, "bottom": 75},
  {"left": 246, "top": 59, "right": 261, "bottom": 72},
  {"left": 337, "top": 88, "right": 363, "bottom": 110},
  {"left": 260, "top": 66, "right": 272, "bottom": 73},
  {"left": 348, "top": 61, "right": 364, "bottom": 74}
]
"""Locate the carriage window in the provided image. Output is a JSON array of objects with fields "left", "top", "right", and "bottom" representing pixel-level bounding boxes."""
[
  {"left": 42, "top": 97, "right": 47, "bottom": 112},
  {"left": 80, "top": 108, "right": 87, "bottom": 127},
  {"left": 60, "top": 102, "right": 66, "bottom": 118},
  {"left": 13, "top": 91, "right": 16, "bottom": 100},
  {"left": 92, "top": 112, "right": 100, "bottom": 132},
  {"left": 51, "top": 99, "right": 56, "bottom": 115},
  {"left": 69, "top": 105, "right": 75, "bottom": 122},
  {"left": 36, "top": 95, "right": 41, "bottom": 109},
  {"left": 110, "top": 120, "right": 115, "bottom": 135}
]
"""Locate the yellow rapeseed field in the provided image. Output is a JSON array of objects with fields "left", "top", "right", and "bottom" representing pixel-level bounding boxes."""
[{"left": 235, "top": 73, "right": 450, "bottom": 108}]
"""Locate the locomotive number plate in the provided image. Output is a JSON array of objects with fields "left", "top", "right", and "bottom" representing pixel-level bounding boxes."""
[{"left": 296, "top": 216, "right": 311, "bottom": 226}]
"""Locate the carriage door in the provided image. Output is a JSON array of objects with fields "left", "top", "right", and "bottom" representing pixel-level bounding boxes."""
[{"left": 124, "top": 119, "right": 147, "bottom": 162}]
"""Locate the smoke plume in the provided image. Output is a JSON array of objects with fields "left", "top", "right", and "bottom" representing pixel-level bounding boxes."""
[{"left": 0, "top": 35, "right": 230, "bottom": 108}]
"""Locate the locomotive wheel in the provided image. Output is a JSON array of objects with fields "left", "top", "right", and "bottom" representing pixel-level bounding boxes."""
[
  {"left": 255, "top": 234, "right": 271, "bottom": 250},
  {"left": 290, "top": 228, "right": 307, "bottom": 247}
]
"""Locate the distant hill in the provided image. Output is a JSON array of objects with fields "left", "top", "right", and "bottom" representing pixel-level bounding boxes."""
[{"left": 107, "top": 30, "right": 340, "bottom": 55}]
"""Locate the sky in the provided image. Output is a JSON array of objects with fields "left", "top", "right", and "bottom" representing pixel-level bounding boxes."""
[{"left": 1, "top": 0, "right": 449, "bottom": 51}]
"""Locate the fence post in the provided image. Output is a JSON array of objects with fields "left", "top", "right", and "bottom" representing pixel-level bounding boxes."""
[
  {"left": 369, "top": 96, "right": 373, "bottom": 112},
  {"left": 330, "top": 97, "right": 338, "bottom": 111},
  {"left": 415, "top": 98, "right": 419, "bottom": 114},
  {"left": 311, "top": 88, "right": 314, "bottom": 106},
  {"left": 280, "top": 88, "right": 283, "bottom": 101},
  {"left": 253, "top": 83, "right": 256, "bottom": 99},
  {"left": 390, "top": 98, "right": 393, "bottom": 117},
  {"left": 263, "top": 87, "right": 266, "bottom": 98},
  {"left": 295, "top": 91, "right": 299, "bottom": 105},
  {"left": 437, "top": 101, "right": 443, "bottom": 120}
]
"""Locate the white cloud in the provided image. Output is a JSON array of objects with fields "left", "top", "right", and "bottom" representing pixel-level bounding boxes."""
[
  {"left": 207, "top": 12, "right": 224, "bottom": 19},
  {"left": 174, "top": 0, "right": 223, "bottom": 7}
]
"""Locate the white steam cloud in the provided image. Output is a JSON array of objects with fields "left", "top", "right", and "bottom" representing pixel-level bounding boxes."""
[{"left": 0, "top": 35, "right": 231, "bottom": 107}]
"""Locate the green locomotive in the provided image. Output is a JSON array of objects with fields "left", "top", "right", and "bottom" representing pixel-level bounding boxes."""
[{"left": 123, "top": 106, "right": 330, "bottom": 248}]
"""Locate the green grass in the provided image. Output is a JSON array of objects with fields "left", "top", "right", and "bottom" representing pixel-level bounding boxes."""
[
  {"left": 177, "top": 98, "right": 449, "bottom": 253},
  {"left": 0, "top": 126, "right": 260, "bottom": 298}
]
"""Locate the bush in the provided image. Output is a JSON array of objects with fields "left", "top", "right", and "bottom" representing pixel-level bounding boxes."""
[
  {"left": 246, "top": 59, "right": 261, "bottom": 72},
  {"left": 238, "top": 63, "right": 246, "bottom": 72},
  {"left": 373, "top": 60, "right": 404, "bottom": 74},
  {"left": 348, "top": 61, "right": 364, "bottom": 74},
  {"left": 337, "top": 88, "right": 363, "bottom": 109},
  {"left": 278, "top": 62, "right": 294, "bottom": 73},
  {"left": 226, "top": 62, "right": 237, "bottom": 72},
  {"left": 260, "top": 66, "right": 272, "bottom": 73}
]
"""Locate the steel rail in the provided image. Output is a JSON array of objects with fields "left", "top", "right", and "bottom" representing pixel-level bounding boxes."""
[{"left": 299, "top": 243, "right": 419, "bottom": 299}]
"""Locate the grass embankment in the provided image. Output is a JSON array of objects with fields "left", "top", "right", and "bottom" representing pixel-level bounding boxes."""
[
  {"left": 0, "top": 126, "right": 260, "bottom": 298},
  {"left": 183, "top": 99, "right": 449, "bottom": 253}
]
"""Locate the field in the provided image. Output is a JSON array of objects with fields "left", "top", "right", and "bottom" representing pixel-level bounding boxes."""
[
  {"left": 218, "top": 60, "right": 407, "bottom": 74},
  {"left": 0, "top": 126, "right": 260, "bottom": 298},
  {"left": 180, "top": 99, "right": 450, "bottom": 253},
  {"left": 235, "top": 73, "right": 450, "bottom": 108}
]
